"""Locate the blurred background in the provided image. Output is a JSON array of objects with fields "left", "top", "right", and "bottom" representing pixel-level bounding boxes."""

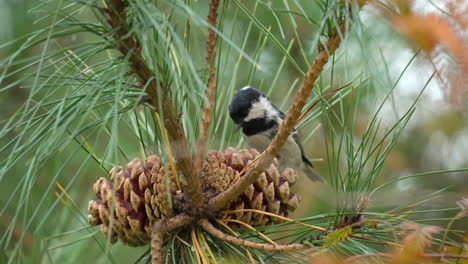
[{"left": 0, "top": 0, "right": 466, "bottom": 262}]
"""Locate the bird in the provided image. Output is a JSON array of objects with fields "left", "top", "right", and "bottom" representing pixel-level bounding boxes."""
[{"left": 228, "top": 86, "right": 324, "bottom": 182}]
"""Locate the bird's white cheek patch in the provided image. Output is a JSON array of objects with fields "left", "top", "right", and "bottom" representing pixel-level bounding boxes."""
[{"left": 244, "top": 96, "right": 276, "bottom": 122}]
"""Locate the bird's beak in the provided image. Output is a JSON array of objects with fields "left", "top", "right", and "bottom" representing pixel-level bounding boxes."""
[{"left": 234, "top": 123, "right": 241, "bottom": 133}]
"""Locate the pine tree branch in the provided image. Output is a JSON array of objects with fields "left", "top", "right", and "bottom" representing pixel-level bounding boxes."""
[
  {"left": 198, "top": 219, "right": 308, "bottom": 251},
  {"left": 207, "top": 24, "right": 348, "bottom": 213},
  {"left": 101, "top": 0, "right": 203, "bottom": 208},
  {"left": 151, "top": 222, "right": 164, "bottom": 264},
  {"left": 200, "top": 0, "right": 221, "bottom": 141},
  {"left": 151, "top": 214, "right": 194, "bottom": 264},
  {"left": 195, "top": 0, "right": 221, "bottom": 191}
]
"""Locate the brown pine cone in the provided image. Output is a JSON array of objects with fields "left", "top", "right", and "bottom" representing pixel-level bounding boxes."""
[
  {"left": 88, "top": 156, "right": 177, "bottom": 247},
  {"left": 202, "top": 147, "right": 300, "bottom": 226}
]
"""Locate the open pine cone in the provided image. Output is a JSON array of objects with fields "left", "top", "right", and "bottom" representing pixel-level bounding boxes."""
[
  {"left": 88, "top": 147, "right": 300, "bottom": 247},
  {"left": 203, "top": 148, "right": 300, "bottom": 226}
]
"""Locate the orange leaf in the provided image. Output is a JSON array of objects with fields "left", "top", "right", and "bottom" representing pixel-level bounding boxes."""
[
  {"left": 398, "top": 223, "right": 441, "bottom": 257},
  {"left": 392, "top": 14, "right": 466, "bottom": 61}
]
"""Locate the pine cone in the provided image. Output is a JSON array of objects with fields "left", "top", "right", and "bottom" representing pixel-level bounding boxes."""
[
  {"left": 202, "top": 147, "right": 300, "bottom": 226},
  {"left": 88, "top": 156, "right": 177, "bottom": 247},
  {"left": 88, "top": 148, "right": 300, "bottom": 246}
]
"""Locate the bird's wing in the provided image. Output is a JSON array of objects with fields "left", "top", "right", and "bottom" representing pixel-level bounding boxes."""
[
  {"left": 273, "top": 106, "right": 314, "bottom": 167},
  {"left": 292, "top": 131, "right": 314, "bottom": 168}
]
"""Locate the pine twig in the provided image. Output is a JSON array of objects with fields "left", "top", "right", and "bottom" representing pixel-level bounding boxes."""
[
  {"left": 198, "top": 219, "right": 308, "bottom": 251},
  {"left": 195, "top": 0, "right": 221, "bottom": 190},
  {"left": 151, "top": 221, "right": 164, "bottom": 264},
  {"left": 214, "top": 220, "right": 257, "bottom": 264},
  {"left": 200, "top": 0, "right": 221, "bottom": 141},
  {"left": 101, "top": 0, "right": 203, "bottom": 208},
  {"left": 207, "top": 24, "right": 349, "bottom": 213},
  {"left": 151, "top": 214, "right": 194, "bottom": 264},
  {"left": 219, "top": 219, "right": 278, "bottom": 245}
]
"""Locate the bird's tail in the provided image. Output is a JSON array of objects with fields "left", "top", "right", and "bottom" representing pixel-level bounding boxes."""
[{"left": 302, "top": 165, "right": 326, "bottom": 183}]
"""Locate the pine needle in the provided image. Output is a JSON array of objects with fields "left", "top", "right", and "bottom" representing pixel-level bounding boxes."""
[
  {"left": 154, "top": 112, "right": 181, "bottom": 190},
  {"left": 221, "top": 209, "right": 326, "bottom": 231}
]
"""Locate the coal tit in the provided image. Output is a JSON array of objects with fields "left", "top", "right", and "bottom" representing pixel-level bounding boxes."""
[{"left": 228, "top": 86, "right": 324, "bottom": 182}]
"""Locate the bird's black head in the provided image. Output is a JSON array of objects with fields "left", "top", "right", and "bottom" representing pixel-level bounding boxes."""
[{"left": 228, "top": 86, "right": 264, "bottom": 125}]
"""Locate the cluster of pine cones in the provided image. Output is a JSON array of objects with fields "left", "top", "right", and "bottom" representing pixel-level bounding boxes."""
[{"left": 88, "top": 148, "right": 300, "bottom": 247}]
